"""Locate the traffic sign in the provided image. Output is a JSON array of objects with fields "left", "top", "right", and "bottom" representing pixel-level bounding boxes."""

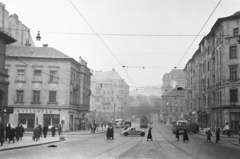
[{"left": 3, "top": 107, "right": 14, "bottom": 114}]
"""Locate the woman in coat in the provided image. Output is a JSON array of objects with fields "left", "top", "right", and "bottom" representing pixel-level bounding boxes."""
[
  {"left": 106, "top": 126, "right": 111, "bottom": 139},
  {"left": 9, "top": 126, "right": 15, "bottom": 143},
  {"left": 109, "top": 126, "right": 114, "bottom": 140},
  {"left": 0, "top": 124, "right": 4, "bottom": 146},
  {"left": 206, "top": 129, "right": 212, "bottom": 142},
  {"left": 33, "top": 127, "right": 40, "bottom": 141},
  {"left": 51, "top": 126, "right": 56, "bottom": 137},
  {"left": 183, "top": 129, "right": 189, "bottom": 142},
  {"left": 43, "top": 125, "right": 48, "bottom": 138},
  {"left": 176, "top": 128, "right": 180, "bottom": 141},
  {"left": 58, "top": 124, "right": 62, "bottom": 136},
  {"left": 147, "top": 127, "right": 153, "bottom": 141},
  {"left": 216, "top": 128, "right": 220, "bottom": 143}
]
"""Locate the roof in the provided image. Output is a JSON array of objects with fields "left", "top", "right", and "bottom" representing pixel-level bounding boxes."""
[
  {"left": 212, "top": 11, "right": 240, "bottom": 30},
  {"left": 6, "top": 45, "right": 71, "bottom": 59},
  {"left": 91, "top": 69, "right": 123, "bottom": 81},
  {"left": 0, "top": 30, "right": 16, "bottom": 44},
  {"left": 162, "top": 88, "right": 185, "bottom": 97}
]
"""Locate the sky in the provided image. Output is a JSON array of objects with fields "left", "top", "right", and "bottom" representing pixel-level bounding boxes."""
[{"left": 1, "top": 0, "right": 240, "bottom": 90}]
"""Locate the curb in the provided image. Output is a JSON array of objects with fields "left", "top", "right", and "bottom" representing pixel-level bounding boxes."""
[
  {"left": 0, "top": 139, "right": 65, "bottom": 152},
  {"left": 232, "top": 142, "right": 240, "bottom": 146}
]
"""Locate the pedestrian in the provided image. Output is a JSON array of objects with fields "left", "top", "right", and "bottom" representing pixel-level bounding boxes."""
[
  {"left": 206, "top": 129, "right": 212, "bottom": 142},
  {"left": 20, "top": 124, "right": 25, "bottom": 140},
  {"left": 43, "top": 125, "right": 48, "bottom": 138},
  {"left": 101, "top": 123, "right": 103, "bottom": 131},
  {"left": 15, "top": 124, "right": 21, "bottom": 141},
  {"left": 176, "top": 128, "right": 180, "bottom": 141},
  {"left": 106, "top": 126, "right": 110, "bottom": 139},
  {"left": 183, "top": 129, "right": 189, "bottom": 142},
  {"left": 6, "top": 124, "right": 11, "bottom": 142},
  {"left": 216, "top": 127, "right": 220, "bottom": 143},
  {"left": 58, "top": 124, "right": 62, "bottom": 136},
  {"left": 33, "top": 126, "right": 40, "bottom": 142},
  {"left": 147, "top": 127, "right": 153, "bottom": 141},
  {"left": 92, "top": 123, "right": 96, "bottom": 134},
  {"left": 51, "top": 126, "right": 56, "bottom": 137},
  {"left": 109, "top": 125, "right": 114, "bottom": 140},
  {"left": 39, "top": 124, "right": 43, "bottom": 138},
  {"left": 0, "top": 123, "right": 4, "bottom": 146},
  {"left": 9, "top": 125, "right": 15, "bottom": 143},
  {"left": 89, "top": 123, "right": 92, "bottom": 134}
]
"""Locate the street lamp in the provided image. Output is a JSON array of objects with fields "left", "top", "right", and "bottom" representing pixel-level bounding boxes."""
[{"left": 36, "top": 31, "right": 41, "bottom": 41}]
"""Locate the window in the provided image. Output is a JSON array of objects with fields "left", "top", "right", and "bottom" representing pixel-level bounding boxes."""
[
  {"left": 230, "top": 46, "right": 237, "bottom": 59},
  {"left": 230, "top": 89, "right": 238, "bottom": 103},
  {"left": 50, "top": 71, "right": 57, "bottom": 82},
  {"left": 34, "top": 70, "right": 42, "bottom": 81},
  {"left": 16, "top": 90, "right": 24, "bottom": 102},
  {"left": 111, "top": 90, "right": 114, "bottom": 94},
  {"left": 33, "top": 91, "right": 40, "bottom": 102},
  {"left": 17, "top": 70, "right": 25, "bottom": 81},
  {"left": 49, "top": 91, "right": 56, "bottom": 102},
  {"left": 230, "top": 66, "right": 238, "bottom": 80},
  {"left": 175, "top": 107, "right": 178, "bottom": 112},
  {"left": 233, "top": 28, "right": 239, "bottom": 37}
]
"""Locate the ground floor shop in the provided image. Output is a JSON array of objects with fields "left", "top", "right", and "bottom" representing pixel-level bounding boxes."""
[{"left": 8, "top": 108, "right": 82, "bottom": 131}]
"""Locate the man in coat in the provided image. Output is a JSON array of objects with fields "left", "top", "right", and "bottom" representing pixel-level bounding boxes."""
[
  {"left": 216, "top": 127, "right": 220, "bottom": 143},
  {"left": 20, "top": 124, "right": 24, "bottom": 140},
  {"left": 183, "top": 129, "right": 189, "bottom": 142},
  {"left": 15, "top": 124, "right": 21, "bottom": 141},
  {"left": 39, "top": 124, "right": 43, "bottom": 138},
  {"left": 43, "top": 125, "right": 49, "bottom": 138},
  {"left": 6, "top": 124, "right": 11, "bottom": 142},
  {"left": 58, "top": 124, "right": 62, "bottom": 136},
  {"left": 147, "top": 127, "right": 153, "bottom": 141},
  {"left": 106, "top": 126, "right": 111, "bottom": 139},
  {"left": 109, "top": 125, "right": 114, "bottom": 140},
  {"left": 176, "top": 128, "right": 180, "bottom": 141},
  {"left": 9, "top": 125, "right": 15, "bottom": 143},
  {"left": 33, "top": 126, "right": 40, "bottom": 141},
  {"left": 51, "top": 126, "right": 56, "bottom": 137},
  {"left": 0, "top": 124, "right": 4, "bottom": 146}
]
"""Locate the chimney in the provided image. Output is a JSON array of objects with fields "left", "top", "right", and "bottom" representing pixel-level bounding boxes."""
[
  {"left": 79, "top": 56, "right": 83, "bottom": 64},
  {"left": 43, "top": 44, "right": 48, "bottom": 47}
]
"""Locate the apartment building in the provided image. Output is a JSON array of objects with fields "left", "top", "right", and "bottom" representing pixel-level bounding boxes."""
[
  {"left": 5, "top": 45, "right": 91, "bottom": 131},
  {"left": 184, "top": 12, "right": 240, "bottom": 132}
]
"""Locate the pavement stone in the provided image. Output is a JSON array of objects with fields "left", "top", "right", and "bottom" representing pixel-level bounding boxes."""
[{"left": 0, "top": 127, "right": 107, "bottom": 152}]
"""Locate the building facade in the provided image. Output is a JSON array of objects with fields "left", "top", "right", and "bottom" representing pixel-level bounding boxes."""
[
  {"left": 0, "top": 2, "right": 34, "bottom": 46},
  {"left": 5, "top": 45, "right": 91, "bottom": 131},
  {"left": 0, "top": 29, "right": 15, "bottom": 123},
  {"left": 90, "top": 69, "right": 129, "bottom": 123},
  {"left": 184, "top": 12, "right": 240, "bottom": 132}
]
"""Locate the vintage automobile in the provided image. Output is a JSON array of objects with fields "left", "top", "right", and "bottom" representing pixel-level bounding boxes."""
[{"left": 121, "top": 127, "right": 145, "bottom": 136}]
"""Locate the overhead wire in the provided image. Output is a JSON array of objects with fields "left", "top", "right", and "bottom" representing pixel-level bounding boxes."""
[
  {"left": 165, "top": 0, "right": 222, "bottom": 92},
  {"left": 68, "top": 0, "right": 137, "bottom": 89}
]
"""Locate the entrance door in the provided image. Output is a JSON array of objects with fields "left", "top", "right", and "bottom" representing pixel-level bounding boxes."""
[{"left": 231, "top": 121, "right": 240, "bottom": 134}]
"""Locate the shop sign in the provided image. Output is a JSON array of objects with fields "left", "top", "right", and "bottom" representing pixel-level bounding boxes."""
[
  {"left": 15, "top": 109, "right": 53, "bottom": 114},
  {"left": 68, "top": 111, "right": 75, "bottom": 114}
]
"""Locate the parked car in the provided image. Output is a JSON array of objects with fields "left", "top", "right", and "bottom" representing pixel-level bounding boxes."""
[
  {"left": 172, "top": 120, "right": 188, "bottom": 134},
  {"left": 121, "top": 127, "right": 145, "bottom": 136},
  {"left": 188, "top": 122, "right": 199, "bottom": 133}
]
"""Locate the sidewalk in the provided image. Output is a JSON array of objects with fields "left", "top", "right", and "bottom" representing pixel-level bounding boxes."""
[{"left": 0, "top": 127, "right": 107, "bottom": 152}]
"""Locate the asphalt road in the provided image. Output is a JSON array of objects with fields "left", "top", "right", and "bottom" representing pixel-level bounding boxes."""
[{"left": 1, "top": 116, "right": 240, "bottom": 159}]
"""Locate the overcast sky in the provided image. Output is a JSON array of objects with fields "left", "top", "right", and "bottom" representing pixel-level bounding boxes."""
[{"left": 2, "top": 0, "right": 240, "bottom": 90}]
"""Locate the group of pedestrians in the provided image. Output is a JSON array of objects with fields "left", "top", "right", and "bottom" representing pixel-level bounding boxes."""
[
  {"left": 89, "top": 122, "right": 97, "bottom": 134},
  {"left": 175, "top": 127, "right": 221, "bottom": 143},
  {"left": 106, "top": 125, "right": 114, "bottom": 140},
  {"left": 33, "top": 124, "right": 62, "bottom": 141},
  {"left": 0, "top": 123, "right": 25, "bottom": 146}
]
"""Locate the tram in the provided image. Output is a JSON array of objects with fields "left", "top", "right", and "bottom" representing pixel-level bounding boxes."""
[{"left": 140, "top": 116, "right": 148, "bottom": 128}]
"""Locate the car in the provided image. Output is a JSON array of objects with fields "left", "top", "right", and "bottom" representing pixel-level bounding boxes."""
[{"left": 121, "top": 127, "right": 145, "bottom": 136}]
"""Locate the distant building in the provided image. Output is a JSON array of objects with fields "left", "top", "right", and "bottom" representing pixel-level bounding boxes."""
[
  {"left": 161, "top": 69, "right": 186, "bottom": 95},
  {"left": 90, "top": 69, "right": 129, "bottom": 122},
  {"left": 0, "top": 29, "right": 16, "bottom": 123},
  {"left": 161, "top": 88, "right": 186, "bottom": 124},
  {"left": 5, "top": 45, "right": 91, "bottom": 131},
  {"left": 0, "top": 2, "right": 34, "bottom": 46}
]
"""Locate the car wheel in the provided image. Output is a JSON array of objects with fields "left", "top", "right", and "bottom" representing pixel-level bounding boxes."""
[
  {"left": 140, "top": 132, "right": 145, "bottom": 136},
  {"left": 124, "top": 132, "right": 129, "bottom": 136}
]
